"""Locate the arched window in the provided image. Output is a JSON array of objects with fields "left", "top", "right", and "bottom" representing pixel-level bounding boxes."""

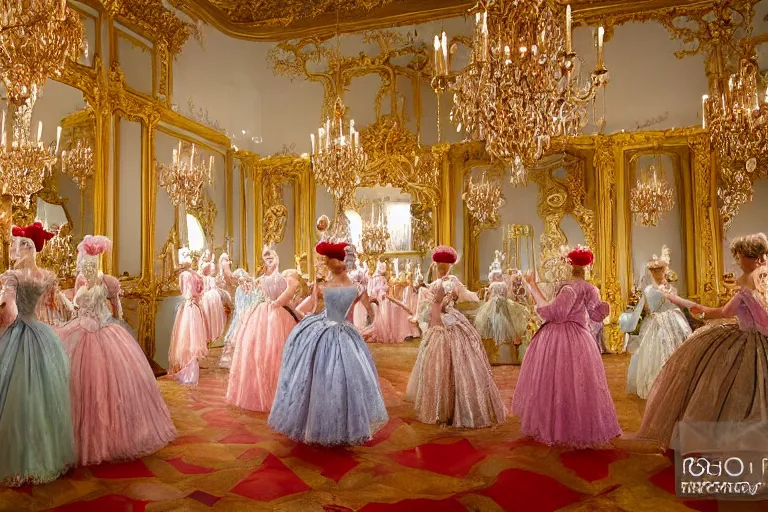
[{"left": 186, "top": 214, "right": 206, "bottom": 252}]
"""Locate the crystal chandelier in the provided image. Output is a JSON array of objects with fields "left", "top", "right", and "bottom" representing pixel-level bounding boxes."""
[
  {"left": 361, "top": 220, "right": 389, "bottom": 260},
  {"left": 0, "top": 101, "right": 60, "bottom": 207},
  {"left": 701, "top": 52, "right": 768, "bottom": 225},
  {"left": 630, "top": 157, "right": 675, "bottom": 227},
  {"left": 0, "top": 0, "right": 86, "bottom": 105},
  {"left": 60, "top": 138, "right": 94, "bottom": 189},
  {"left": 433, "top": 1, "right": 608, "bottom": 185},
  {"left": 157, "top": 141, "right": 214, "bottom": 207},
  {"left": 309, "top": 98, "right": 366, "bottom": 200},
  {"left": 463, "top": 171, "right": 505, "bottom": 231}
]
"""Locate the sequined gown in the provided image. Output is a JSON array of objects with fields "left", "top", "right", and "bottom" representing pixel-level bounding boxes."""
[
  {"left": 621, "top": 283, "right": 692, "bottom": 399},
  {"left": 219, "top": 283, "right": 264, "bottom": 369},
  {"left": 269, "top": 285, "right": 388, "bottom": 445},
  {"left": 0, "top": 270, "right": 75, "bottom": 487},
  {"left": 637, "top": 287, "right": 768, "bottom": 448},
  {"left": 513, "top": 278, "right": 621, "bottom": 448},
  {"left": 57, "top": 274, "right": 176, "bottom": 464},
  {"left": 406, "top": 276, "right": 506, "bottom": 428},
  {"left": 200, "top": 264, "right": 226, "bottom": 342},
  {"left": 227, "top": 270, "right": 297, "bottom": 412},
  {"left": 363, "top": 274, "right": 413, "bottom": 343},
  {"left": 168, "top": 270, "right": 208, "bottom": 373}
]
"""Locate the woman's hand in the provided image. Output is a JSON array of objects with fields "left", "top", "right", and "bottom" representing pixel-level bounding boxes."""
[
  {"left": 690, "top": 305, "right": 705, "bottom": 318},
  {"left": 524, "top": 270, "right": 536, "bottom": 285}
]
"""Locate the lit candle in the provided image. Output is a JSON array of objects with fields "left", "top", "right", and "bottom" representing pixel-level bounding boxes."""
[
  {"left": 433, "top": 35, "right": 440, "bottom": 74},
  {"left": 441, "top": 32, "right": 448, "bottom": 74},
  {"left": 597, "top": 26, "right": 605, "bottom": 68},
  {"left": 1, "top": 110, "right": 5, "bottom": 148},
  {"left": 56, "top": 126, "right": 61, "bottom": 153},
  {"left": 172, "top": 148, "right": 178, "bottom": 164},
  {"left": 504, "top": 45, "right": 511, "bottom": 65},
  {"left": 209, "top": 155, "right": 214, "bottom": 173},
  {"left": 565, "top": 5, "right": 572, "bottom": 53},
  {"left": 59, "top": 0, "right": 66, "bottom": 19},
  {"left": 310, "top": 133, "right": 315, "bottom": 153},
  {"left": 481, "top": 12, "right": 489, "bottom": 61},
  {"left": 702, "top": 95, "right": 708, "bottom": 129},
  {"left": 177, "top": 140, "right": 182, "bottom": 159},
  {"left": 764, "top": 87, "right": 768, "bottom": 104},
  {"left": 190, "top": 143, "right": 195, "bottom": 166},
  {"left": 37, "top": 121, "right": 43, "bottom": 143}
]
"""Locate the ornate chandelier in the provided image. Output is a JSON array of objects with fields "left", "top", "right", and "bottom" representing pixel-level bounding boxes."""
[
  {"left": 702, "top": 53, "right": 768, "bottom": 225},
  {"left": 60, "top": 138, "right": 94, "bottom": 189},
  {"left": 463, "top": 171, "right": 505, "bottom": 232},
  {"left": 433, "top": 1, "right": 608, "bottom": 185},
  {"left": 630, "top": 158, "right": 674, "bottom": 227},
  {"left": 309, "top": 98, "right": 366, "bottom": 200},
  {"left": 0, "top": 0, "right": 86, "bottom": 105},
  {"left": 0, "top": 103, "right": 60, "bottom": 207},
  {"left": 157, "top": 141, "right": 214, "bottom": 207},
  {"left": 361, "top": 220, "right": 389, "bottom": 260}
]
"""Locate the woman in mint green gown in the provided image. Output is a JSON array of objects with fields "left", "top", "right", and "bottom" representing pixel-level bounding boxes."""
[{"left": 0, "top": 223, "right": 75, "bottom": 486}]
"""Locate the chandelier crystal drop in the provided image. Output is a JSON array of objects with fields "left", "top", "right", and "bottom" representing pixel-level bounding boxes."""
[
  {"left": 309, "top": 98, "right": 366, "bottom": 200},
  {"left": 60, "top": 139, "right": 94, "bottom": 189},
  {"left": 157, "top": 141, "right": 214, "bottom": 208},
  {"left": 630, "top": 160, "right": 675, "bottom": 227},
  {"left": 463, "top": 171, "right": 505, "bottom": 229},
  {"left": 434, "top": 1, "right": 608, "bottom": 185}
]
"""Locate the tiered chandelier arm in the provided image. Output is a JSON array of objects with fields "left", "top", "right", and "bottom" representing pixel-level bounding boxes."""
[
  {"left": 157, "top": 141, "right": 215, "bottom": 208},
  {"left": 630, "top": 160, "right": 675, "bottom": 227},
  {"left": 463, "top": 171, "right": 505, "bottom": 234},
  {"left": 433, "top": 1, "right": 608, "bottom": 186}
]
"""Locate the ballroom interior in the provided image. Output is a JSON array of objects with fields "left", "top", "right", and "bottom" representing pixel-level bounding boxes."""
[{"left": 2, "top": 0, "right": 768, "bottom": 510}]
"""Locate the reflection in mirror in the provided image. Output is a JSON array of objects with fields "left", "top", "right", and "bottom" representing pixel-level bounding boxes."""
[
  {"left": 36, "top": 198, "right": 68, "bottom": 232},
  {"left": 630, "top": 153, "right": 686, "bottom": 296},
  {"left": 502, "top": 224, "right": 536, "bottom": 272},
  {"left": 186, "top": 214, "right": 206, "bottom": 253},
  {"left": 349, "top": 185, "right": 413, "bottom": 253}
]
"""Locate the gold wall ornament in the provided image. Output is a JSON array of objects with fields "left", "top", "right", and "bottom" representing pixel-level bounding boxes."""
[
  {"left": 433, "top": 0, "right": 609, "bottom": 184},
  {"left": 110, "top": 0, "right": 195, "bottom": 56},
  {"left": 629, "top": 156, "right": 675, "bottom": 227}
]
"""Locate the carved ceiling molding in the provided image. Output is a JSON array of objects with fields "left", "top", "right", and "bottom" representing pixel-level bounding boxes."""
[
  {"left": 99, "top": 0, "right": 194, "bottom": 55},
  {"left": 170, "top": 0, "right": 716, "bottom": 42}
]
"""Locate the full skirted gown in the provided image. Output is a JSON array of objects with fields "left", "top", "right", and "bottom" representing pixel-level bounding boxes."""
[
  {"left": 0, "top": 270, "right": 75, "bottom": 486},
  {"left": 226, "top": 271, "right": 297, "bottom": 412},
  {"left": 36, "top": 280, "right": 75, "bottom": 326},
  {"left": 168, "top": 269, "right": 208, "bottom": 373},
  {"left": 363, "top": 274, "right": 414, "bottom": 343},
  {"left": 513, "top": 278, "right": 621, "bottom": 448},
  {"left": 406, "top": 276, "right": 506, "bottom": 427},
  {"left": 621, "top": 283, "right": 692, "bottom": 398},
  {"left": 350, "top": 268, "right": 369, "bottom": 331},
  {"left": 200, "top": 264, "right": 226, "bottom": 342},
  {"left": 220, "top": 283, "right": 264, "bottom": 368},
  {"left": 475, "top": 281, "right": 532, "bottom": 364},
  {"left": 268, "top": 285, "right": 388, "bottom": 445},
  {"left": 636, "top": 287, "right": 768, "bottom": 448},
  {"left": 57, "top": 274, "right": 176, "bottom": 464}
]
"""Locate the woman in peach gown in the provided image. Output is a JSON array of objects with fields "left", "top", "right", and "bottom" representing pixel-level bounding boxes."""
[
  {"left": 58, "top": 236, "right": 175, "bottom": 464},
  {"left": 406, "top": 246, "right": 505, "bottom": 428},
  {"left": 227, "top": 245, "right": 299, "bottom": 412},
  {"left": 200, "top": 255, "right": 226, "bottom": 342},
  {"left": 363, "top": 261, "right": 414, "bottom": 343},
  {"left": 168, "top": 248, "right": 208, "bottom": 378}
]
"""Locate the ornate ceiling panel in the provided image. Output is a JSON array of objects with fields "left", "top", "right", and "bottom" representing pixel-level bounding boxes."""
[{"left": 172, "top": 0, "right": 716, "bottom": 41}]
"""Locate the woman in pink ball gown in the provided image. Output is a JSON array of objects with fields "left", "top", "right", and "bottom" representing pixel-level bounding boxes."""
[
  {"left": 363, "top": 261, "right": 414, "bottom": 343},
  {"left": 227, "top": 245, "right": 299, "bottom": 412},
  {"left": 168, "top": 248, "right": 208, "bottom": 377},
  {"left": 200, "top": 254, "right": 226, "bottom": 342},
  {"left": 406, "top": 246, "right": 505, "bottom": 428},
  {"left": 350, "top": 258, "right": 370, "bottom": 330},
  {"left": 513, "top": 246, "right": 621, "bottom": 448},
  {"left": 58, "top": 236, "right": 176, "bottom": 464}
]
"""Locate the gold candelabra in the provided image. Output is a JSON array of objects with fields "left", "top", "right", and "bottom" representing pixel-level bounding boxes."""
[
  {"left": 432, "top": 1, "right": 608, "bottom": 185},
  {"left": 702, "top": 53, "right": 768, "bottom": 225},
  {"left": 309, "top": 98, "right": 366, "bottom": 200},
  {"left": 463, "top": 171, "right": 505, "bottom": 230},
  {"left": 38, "top": 230, "right": 76, "bottom": 279},
  {"left": 630, "top": 157, "right": 674, "bottom": 227},
  {"left": 157, "top": 141, "right": 214, "bottom": 207},
  {"left": 60, "top": 138, "right": 94, "bottom": 189}
]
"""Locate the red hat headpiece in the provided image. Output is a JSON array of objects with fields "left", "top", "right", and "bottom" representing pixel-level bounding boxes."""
[
  {"left": 432, "top": 245, "right": 458, "bottom": 264},
  {"left": 315, "top": 241, "right": 348, "bottom": 261},
  {"left": 567, "top": 246, "right": 594, "bottom": 267},
  {"left": 11, "top": 222, "right": 54, "bottom": 253}
]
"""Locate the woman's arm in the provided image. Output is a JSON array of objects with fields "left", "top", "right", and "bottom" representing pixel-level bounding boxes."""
[
  {"left": 296, "top": 281, "right": 322, "bottom": 315},
  {"left": 524, "top": 272, "right": 547, "bottom": 306},
  {"left": 691, "top": 294, "right": 740, "bottom": 320},
  {"left": 359, "top": 289, "right": 375, "bottom": 320},
  {"left": 386, "top": 295, "right": 413, "bottom": 315},
  {"left": 271, "top": 277, "right": 299, "bottom": 309}
]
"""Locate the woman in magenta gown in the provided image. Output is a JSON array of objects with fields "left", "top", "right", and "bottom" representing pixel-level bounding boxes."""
[
  {"left": 513, "top": 246, "right": 621, "bottom": 448},
  {"left": 227, "top": 245, "right": 298, "bottom": 412},
  {"left": 636, "top": 233, "right": 768, "bottom": 448},
  {"left": 406, "top": 246, "right": 505, "bottom": 428},
  {"left": 168, "top": 248, "right": 208, "bottom": 377},
  {"left": 57, "top": 236, "right": 175, "bottom": 464}
]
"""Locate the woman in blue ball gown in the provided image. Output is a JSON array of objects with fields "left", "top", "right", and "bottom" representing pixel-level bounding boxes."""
[
  {"left": 268, "top": 241, "right": 388, "bottom": 446},
  {"left": 0, "top": 223, "right": 76, "bottom": 486}
]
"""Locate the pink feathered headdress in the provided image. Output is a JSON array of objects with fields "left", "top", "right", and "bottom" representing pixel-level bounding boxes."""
[
  {"left": 78, "top": 235, "right": 113, "bottom": 257},
  {"left": 432, "top": 245, "right": 458, "bottom": 264}
]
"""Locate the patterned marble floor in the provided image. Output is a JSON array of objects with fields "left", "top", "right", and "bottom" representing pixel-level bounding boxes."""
[{"left": 0, "top": 342, "right": 757, "bottom": 511}]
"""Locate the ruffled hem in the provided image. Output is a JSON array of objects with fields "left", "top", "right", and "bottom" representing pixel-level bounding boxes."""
[
  {"left": 1, "top": 462, "right": 75, "bottom": 488},
  {"left": 269, "top": 420, "right": 387, "bottom": 447},
  {"left": 523, "top": 430, "right": 623, "bottom": 450},
  {"left": 77, "top": 435, "right": 175, "bottom": 467}
]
